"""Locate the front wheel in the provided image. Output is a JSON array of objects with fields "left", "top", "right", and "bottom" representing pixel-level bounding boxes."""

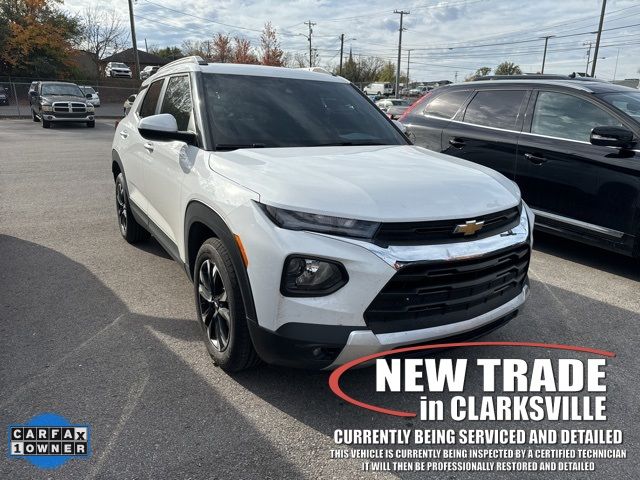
[
  {"left": 87, "top": 121, "right": 95, "bottom": 128},
  {"left": 194, "top": 238, "right": 260, "bottom": 372},
  {"left": 42, "top": 118, "right": 50, "bottom": 128}
]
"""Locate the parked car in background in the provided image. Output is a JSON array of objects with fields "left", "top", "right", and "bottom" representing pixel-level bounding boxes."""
[
  {"left": 363, "top": 82, "right": 393, "bottom": 96},
  {"left": 376, "top": 98, "right": 409, "bottom": 112},
  {"left": 29, "top": 81, "right": 95, "bottom": 128},
  {"left": 123, "top": 94, "right": 136, "bottom": 116},
  {"left": 386, "top": 105, "right": 409, "bottom": 120},
  {"left": 79, "top": 86, "right": 100, "bottom": 107},
  {"left": 140, "top": 65, "right": 160, "bottom": 80},
  {"left": 106, "top": 62, "right": 133, "bottom": 78},
  {"left": 0, "top": 87, "right": 8, "bottom": 105},
  {"left": 111, "top": 57, "right": 532, "bottom": 372},
  {"left": 401, "top": 76, "right": 640, "bottom": 257},
  {"left": 409, "top": 86, "right": 431, "bottom": 96}
]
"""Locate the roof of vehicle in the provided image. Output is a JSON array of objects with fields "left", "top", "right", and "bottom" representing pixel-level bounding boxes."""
[
  {"left": 443, "top": 78, "right": 637, "bottom": 94},
  {"left": 142, "top": 56, "right": 349, "bottom": 87},
  {"left": 40, "top": 81, "right": 80, "bottom": 86}
]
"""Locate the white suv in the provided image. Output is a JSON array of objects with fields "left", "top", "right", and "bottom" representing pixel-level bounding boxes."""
[{"left": 111, "top": 57, "right": 533, "bottom": 371}]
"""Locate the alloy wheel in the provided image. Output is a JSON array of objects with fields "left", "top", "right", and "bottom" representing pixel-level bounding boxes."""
[
  {"left": 198, "top": 259, "right": 231, "bottom": 351},
  {"left": 116, "top": 182, "right": 127, "bottom": 234}
]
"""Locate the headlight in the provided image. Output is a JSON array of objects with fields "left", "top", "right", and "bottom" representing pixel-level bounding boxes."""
[
  {"left": 262, "top": 204, "right": 379, "bottom": 239},
  {"left": 41, "top": 104, "right": 53, "bottom": 112},
  {"left": 86, "top": 104, "right": 95, "bottom": 112},
  {"left": 281, "top": 256, "right": 348, "bottom": 296}
]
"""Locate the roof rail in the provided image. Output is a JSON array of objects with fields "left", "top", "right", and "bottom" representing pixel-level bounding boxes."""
[
  {"left": 157, "top": 56, "right": 207, "bottom": 73},
  {"left": 472, "top": 74, "right": 570, "bottom": 81}
]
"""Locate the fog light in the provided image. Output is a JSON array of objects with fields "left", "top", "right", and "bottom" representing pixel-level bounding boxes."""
[{"left": 281, "top": 256, "right": 348, "bottom": 297}]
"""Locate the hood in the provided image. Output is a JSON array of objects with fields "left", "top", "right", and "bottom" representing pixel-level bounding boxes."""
[
  {"left": 41, "top": 95, "right": 88, "bottom": 104},
  {"left": 209, "top": 145, "right": 520, "bottom": 222}
]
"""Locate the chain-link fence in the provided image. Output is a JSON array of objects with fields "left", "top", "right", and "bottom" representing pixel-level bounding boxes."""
[{"left": 0, "top": 77, "right": 140, "bottom": 118}]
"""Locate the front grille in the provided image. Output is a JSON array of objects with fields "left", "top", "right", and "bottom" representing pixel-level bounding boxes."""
[
  {"left": 373, "top": 205, "right": 521, "bottom": 246},
  {"left": 52, "top": 102, "right": 86, "bottom": 113},
  {"left": 364, "top": 243, "right": 530, "bottom": 334}
]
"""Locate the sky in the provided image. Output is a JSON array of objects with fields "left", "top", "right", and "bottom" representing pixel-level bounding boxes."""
[{"left": 62, "top": 0, "right": 640, "bottom": 83}]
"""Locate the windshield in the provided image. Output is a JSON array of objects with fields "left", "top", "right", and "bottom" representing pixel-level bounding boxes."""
[
  {"left": 41, "top": 83, "right": 83, "bottom": 97},
  {"left": 203, "top": 74, "right": 406, "bottom": 149},
  {"left": 113, "top": 63, "right": 128, "bottom": 69},
  {"left": 598, "top": 91, "right": 640, "bottom": 120}
]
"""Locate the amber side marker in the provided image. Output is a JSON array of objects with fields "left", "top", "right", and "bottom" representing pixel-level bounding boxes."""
[{"left": 234, "top": 234, "right": 249, "bottom": 267}]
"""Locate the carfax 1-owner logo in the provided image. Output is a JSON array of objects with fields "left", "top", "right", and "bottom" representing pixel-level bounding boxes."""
[{"left": 7, "top": 413, "right": 91, "bottom": 469}]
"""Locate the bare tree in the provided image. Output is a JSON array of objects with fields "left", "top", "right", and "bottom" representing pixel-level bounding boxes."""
[
  {"left": 293, "top": 52, "right": 308, "bottom": 68},
  {"left": 80, "top": 7, "right": 128, "bottom": 78},
  {"left": 211, "top": 33, "right": 233, "bottom": 63}
]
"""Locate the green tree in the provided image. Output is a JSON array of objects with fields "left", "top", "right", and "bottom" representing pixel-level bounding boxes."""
[
  {"left": 475, "top": 66, "right": 491, "bottom": 77},
  {"left": 378, "top": 61, "right": 396, "bottom": 82},
  {"left": 0, "top": 0, "right": 82, "bottom": 77},
  {"left": 151, "top": 46, "right": 183, "bottom": 60},
  {"left": 494, "top": 62, "right": 522, "bottom": 75}
]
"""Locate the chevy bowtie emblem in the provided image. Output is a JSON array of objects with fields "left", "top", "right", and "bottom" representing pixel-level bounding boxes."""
[{"left": 454, "top": 220, "right": 485, "bottom": 236}]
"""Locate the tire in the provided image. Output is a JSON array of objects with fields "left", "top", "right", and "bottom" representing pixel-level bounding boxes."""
[
  {"left": 115, "top": 173, "right": 149, "bottom": 243},
  {"left": 32, "top": 110, "right": 39, "bottom": 122},
  {"left": 42, "top": 119, "right": 50, "bottom": 128},
  {"left": 87, "top": 121, "right": 95, "bottom": 128},
  {"left": 194, "top": 238, "right": 260, "bottom": 372}
]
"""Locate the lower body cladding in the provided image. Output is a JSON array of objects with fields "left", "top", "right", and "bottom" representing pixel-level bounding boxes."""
[{"left": 231, "top": 203, "right": 533, "bottom": 369}]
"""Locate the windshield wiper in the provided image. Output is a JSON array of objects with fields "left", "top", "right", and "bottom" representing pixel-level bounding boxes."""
[
  {"left": 312, "top": 141, "right": 388, "bottom": 147},
  {"left": 215, "top": 143, "right": 266, "bottom": 151}
]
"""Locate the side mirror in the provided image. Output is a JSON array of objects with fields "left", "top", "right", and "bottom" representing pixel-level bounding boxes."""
[
  {"left": 393, "top": 119, "right": 408, "bottom": 134},
  {"left": 590, "top": 126, "right": 635, "bottom": 148},
  {"left": 29, "top": 91, "right": 37, "bottom": 97},
  {"left": 138, "top": 113, "right": 196, "bottom": 144},
  {"left": 86, "top": 93, "right": 93, "bottom": 99}
]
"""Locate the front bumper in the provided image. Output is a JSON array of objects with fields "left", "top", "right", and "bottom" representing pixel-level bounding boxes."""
[
  {"left": 42, "top": 114, "right": 94, "bottom": 122},
  {"left": 230, "top": 202, "right": 533, "bottom": 369}
]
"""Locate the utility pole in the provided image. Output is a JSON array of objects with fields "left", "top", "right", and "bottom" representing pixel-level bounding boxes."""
[
  {"left": 339, "top": 34, "right": 344, "bottom": 76},
  {"left": 540, "top": 35, "right": 554, "bottom": 73},
  {"left": 406, "top": 49, "right": 412, "bottom": 89},
  {"left": 304, "top": 20, "right": 316, "bottom": 67},
  {"left": 127, "top": 0, "right": 140, "bottom": 79},
  {"left": 454, "top": 71, "right": 458, "bottom": 83},
  {"left": 584, "top": 41, "right": 593, "bottom": 76},
  {"left": 144, "top": 38, "right": 148, "bottom": 52},
  {"left": 591, "top": 0, "right": 607, "bottom": 77},
  {"left": 613, "top": 48, "right": 620, "bottom": 81},
  {"left": 394, "top": 10, "right": 409, "bottom": 98}
]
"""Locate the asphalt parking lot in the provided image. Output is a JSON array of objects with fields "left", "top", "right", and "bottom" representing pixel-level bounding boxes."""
[{"left": 1, "top": 118, "right": 639, "bottom": 479}]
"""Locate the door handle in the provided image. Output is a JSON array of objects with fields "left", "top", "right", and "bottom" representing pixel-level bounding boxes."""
[
  {"left": 524, "top": 152, "right": 547, "bottom": 165},
  {"left": 448, "top": 137, "right": 465, "bottom": 149},
  {"left": 119, "top": 130, "right": 128, "bottom": 139},
  {"left": 143, "top": 142, "right": 154, "bottom": 153}
]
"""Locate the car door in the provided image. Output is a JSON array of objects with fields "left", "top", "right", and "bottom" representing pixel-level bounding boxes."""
[
  {"left": 122, "top": 78, "right": 165, "bottom": 215},
  {"left": 516, "top": 89, "right": 639, "bottom": 239},
  {"left": 142, "top": 74, "right": 198, "bottom": 249},
  {"left": 404, "top": 89, "right": 472, "bottom": 152},
  {"left": 442, "top": 88, "right": 529, "bottom": 180}
]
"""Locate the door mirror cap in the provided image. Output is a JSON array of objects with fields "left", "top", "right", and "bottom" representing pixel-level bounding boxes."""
[
  {"left": 393, "top": 119, "right": 407, "bottom": 134},
  {"left": 138, "top": 113, "right": 196, "bottom": 144},
  {"left": 590, "top": 126, "right": 635, "bottom": 148},
  {"left": 86, "top": 93, "right": 93, "bottom": 99}
]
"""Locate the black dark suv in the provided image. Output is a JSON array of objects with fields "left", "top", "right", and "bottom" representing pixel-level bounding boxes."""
[
  {"left": 401, "top": 76, "right": 640, "bottom": 257},
  {"left": 29, "top": 81, "right": 95, "bottom": 128}
]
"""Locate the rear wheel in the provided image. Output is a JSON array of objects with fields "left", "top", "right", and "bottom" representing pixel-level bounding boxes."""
[
  {"left": 115, "top": 173, "right": 149, "bottom": 243},
  {"left": 194, "top": 238, "right": 260, "bottom": 372}
]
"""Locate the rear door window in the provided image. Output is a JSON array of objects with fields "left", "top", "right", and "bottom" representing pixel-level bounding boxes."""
[
  {"left": 139, "top": 79, "right": 164, "bottom": 118},
  {"left": 423, "top": 90, "right": 471, "bottom": 119},
  {"left": 463, "top": 90, "right": 526, "bottom": 130}
]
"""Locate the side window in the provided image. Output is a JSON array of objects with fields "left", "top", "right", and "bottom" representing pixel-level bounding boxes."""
[
  {"left": 531, "top": 91, "right": 622, "bottom": 142},
  {"left": 139, "top": 79, "right": 164, "bottom": 118},
  {"left": 423, "top": 90, "right": 470, "bottom": 119},
  {"left": 463, "top": 90, "right": 526, "bottom": 130},
  {"left": 160, "top": 75, "right": 193, "bottom": 131}
]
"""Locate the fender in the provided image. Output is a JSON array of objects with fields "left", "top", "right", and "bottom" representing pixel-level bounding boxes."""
[
  {"left": 111, "top": 149, "right": 125, "bottom": 182},
  {"left": 184, "top": 201, "right": 258, "bottom": 323}
]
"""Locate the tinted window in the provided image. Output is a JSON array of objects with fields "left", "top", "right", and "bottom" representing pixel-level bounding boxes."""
[
  {"left": 532, "top": 91, "right": 622, "bottom": 142},
  {"left": 160, "top": 76, "right": 192, "bottom": 131},
  {"left": 139, "top": 79, "right": 164, "bottom": 118},
  {"left": 463, "top": 90, "right": 526, "bottom": 129},
  {"left": 597, "top": 91, "right": 640, "bottom": 121},
  {"left": 202, "top": 74, "right": 406, "bottom": 149},
  {"left": 423, "top": 90, "right": 470, "bottom": 119}
]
